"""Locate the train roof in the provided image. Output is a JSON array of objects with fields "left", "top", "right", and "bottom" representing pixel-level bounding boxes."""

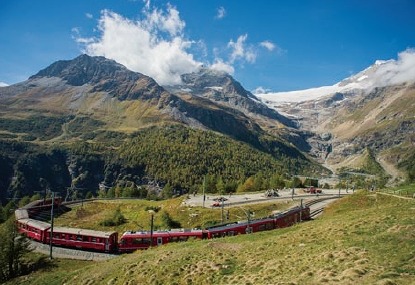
[
  {"left": 207, "top": 217, "right": 276, "bottom": 232},
  {"left": 15, "top": 209, "right": 29, "bottom": 220},
  {"left": 121, "top": 229, "right": 203, "bottom": 238},
  {"left": 271, "top": 206, "right": 308, "bottom": 218},
  {"left": 52, "top": 226, "right": 117, "bottom": 238},
  {"left": 17, "top": 218, "right": 51, "bottom": 231}
]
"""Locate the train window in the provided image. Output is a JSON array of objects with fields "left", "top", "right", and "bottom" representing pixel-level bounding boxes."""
[
  {"left": 258, "top": 225, "right": 265, "bottom": 231},
  {"left": 77, "top": 235, "right": 82, "bottom": 241},
  {"left": 132, "top": 238, "right": 141, "bottom": 245},
  {"left": 92, "top": 237, "right": 97, "bottom": 243},
  {"left": 142, "top": 238, "right": 151, "bottom": 245}
]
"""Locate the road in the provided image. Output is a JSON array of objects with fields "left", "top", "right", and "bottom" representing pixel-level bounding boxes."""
[{"left": 183, "top": 188, "right": 352, "bottom": 208}]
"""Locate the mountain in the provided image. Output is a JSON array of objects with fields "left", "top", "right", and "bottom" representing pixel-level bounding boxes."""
[
  {"left": 257, "top": 57, "right": 412, "bottom": 104},
  {"left": 165, "top": 67, "right": 296, "bottom": 128},
  {"left": 257, "top": 59, "right": 415, "bottom": 184},
  {"left": 0, "top": 55, "right": 299, "bottom": 146},
  {"left": 0, "top": 55, "right": 320, "bottom": 201}
]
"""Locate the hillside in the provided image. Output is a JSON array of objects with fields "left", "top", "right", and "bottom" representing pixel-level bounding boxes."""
[
  {"left": 257, "top": 58, "right": 415, "bottom": 184},
  {"left": 5, "top": 190, "right": 415, "bottom": 285},
  {"left": 0, "top": 55, "right": 322, "bottom": 201}
]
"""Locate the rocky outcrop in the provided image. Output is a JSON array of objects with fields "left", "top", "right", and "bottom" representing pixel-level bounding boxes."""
[{"left": 166, "top": 68, "right": 296, "bottom": 128}]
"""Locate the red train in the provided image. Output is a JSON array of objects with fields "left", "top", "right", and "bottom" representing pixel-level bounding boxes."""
[
  {"left": 118, "top": 229, "right": 204, "bottom": 252},
  {"left": 118, "top": 206, "right": 310, "bottom": 252},
  {"left": 17, "top": 218, "right": 118, "bottom": 252},
  {"left": 15, "top": 198, "right": 310, "bottom": 254}
]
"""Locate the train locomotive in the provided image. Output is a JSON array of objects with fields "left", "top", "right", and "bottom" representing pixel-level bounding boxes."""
[{"left": 15, "top": 198, "right": 310, "bottom": 254}]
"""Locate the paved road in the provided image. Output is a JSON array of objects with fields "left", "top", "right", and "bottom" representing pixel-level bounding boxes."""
[
  {"left": 183, "top": 188, "right": 352, "bottom": 208},
  {"left": 29, "top": 240, "right": 118, "bottom": 261}
]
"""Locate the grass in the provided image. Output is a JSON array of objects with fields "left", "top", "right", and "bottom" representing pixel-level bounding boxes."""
[
  {"left": 53, "top": 197, "right": 297, "bottom": 234},
  {"left": 6, "top": 189, "right": 415, "bottom": 285},
  {"left": 379, "top": 183, "right": 415, "bottom": 198}
]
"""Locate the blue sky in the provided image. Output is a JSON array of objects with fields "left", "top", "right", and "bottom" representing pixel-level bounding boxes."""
[{"left": 1, "top": 0, "right": 414, "bottom": 91}]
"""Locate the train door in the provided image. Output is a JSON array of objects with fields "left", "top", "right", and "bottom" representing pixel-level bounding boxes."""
[
  {"left": 157, "top": 237, "right": 163, "bottom": 246},
  {"left": 105, "top": 238, "right": 109, "bottom": 252}
]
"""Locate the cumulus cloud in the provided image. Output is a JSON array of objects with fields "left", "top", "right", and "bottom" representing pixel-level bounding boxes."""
[
  {"left": 85, "top": 13, "right": 93, "bottom": 19},
  {"left": 228, "top": 34, "right": 256, "bottom": 64},
  {"left": 216, "top": 6, "right": 226, "bottom": 19},
  {"left": 76, "top": 6, "right": 201, "bottom": 85},
  {"left": 373, "top": 48, "right": 415, "bottom": 87},
  {"left": 143, "top": 0, "right": 150, "bottom": 10},
  {"left": 74, "top": 3, "right": 278, "bottom": 84},
  {"left": 210, "top": 58, "right": 234, "bottom": 74},
  {"left": 260, "top": 41, "right": 275, "bottom": 51}
]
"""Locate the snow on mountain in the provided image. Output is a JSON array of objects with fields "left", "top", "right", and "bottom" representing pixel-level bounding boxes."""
[
  {"left": 0, "top": 82, "right": 9, "bottom": 87},
  {"left": 256, "top": 49, "right": 415, "bottom": 104}
]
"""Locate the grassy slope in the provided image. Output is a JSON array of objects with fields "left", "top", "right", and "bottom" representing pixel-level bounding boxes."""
[
  {"left": 7, "top": 190, "right": 415, "bottom": 285},
  {"left": 53, "top": 198, "right": 297, "bottom": 235}
]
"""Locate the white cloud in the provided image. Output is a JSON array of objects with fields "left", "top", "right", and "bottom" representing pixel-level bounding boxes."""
[
  {"left": 216, "top": 6, "right": 226, "bottom": 19},
  {"left": 144, "top": 4, "right": 185, "bottom": 36},
  {"left": 228, "top": 34, "right": 256, "bottom": 64},
  {"left": 0, "top": 82, "right": 9, "bottom": 87},
  {"left": 143, "top": 0, "right": 150, "bottom": 10},
  {"left": 76, "top": 7, "right": 201, "bottom": 85},
  {"left": 86, "top": 13, "right": 93, "bottom": 19},
  {"left": 373, "top": 48, "right": 415, "bottom": 87},
  {"left": 75, "top": 4, "right": 276, "bottom": 84},
  {"left": 260, "top": 41, "right": 275, "bottom": 51},
  {"left": 210, "top": 59, "right": 234, "bottom": 74}
]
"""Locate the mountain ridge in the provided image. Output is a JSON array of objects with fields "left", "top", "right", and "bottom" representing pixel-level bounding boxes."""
[
  {"left": 256, "top": 57, "right": 415, "bottom": 184},
  {"left": 0, "top": 54, "right": 321, "bottom": 201}
]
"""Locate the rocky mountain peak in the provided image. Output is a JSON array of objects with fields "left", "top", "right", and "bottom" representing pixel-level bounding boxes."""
[
  {"left": 30, "top": 54, "right": 137, "bottom": 86},
  {"left": 29, "top": 54, "right": 166, "bottom": 101},
  {"left": 165, "top": 67, "right": 295, "bottom": 127},
  {"left": 180, "top": 67, "right": 257, "bottom": 101}
]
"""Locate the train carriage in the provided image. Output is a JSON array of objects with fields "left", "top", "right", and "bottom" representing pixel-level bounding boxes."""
[
  {"left": 16, "top": 218, "right": 51, "bottom": 243},
  {"left": 119, "top": 229, "right": 204, "bottom": 252},
  {"left": 47, "top": 227, "right": 118, "bottom": 253},
  {"left": 273, "top": 206, "right": 310, "bottom": 228},
  {"left": 206, "top": 216, "right": 276, "bottom": 238}
]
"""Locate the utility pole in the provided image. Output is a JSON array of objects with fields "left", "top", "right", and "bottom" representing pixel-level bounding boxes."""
[
  {"left": 221, "top": 198, "right": 225, "bottom": 223},
  {"left": 49, "top": 192, "right": 55, "bottom": 260},
  {"left": 148, "top": 210, "right": 155, "bottom": 248},
  {"left": 299, "top": 199, "right": 303, "bottom": 222},
  {"left": 202, "top": 175, "right": 206, "bottom": 208}
]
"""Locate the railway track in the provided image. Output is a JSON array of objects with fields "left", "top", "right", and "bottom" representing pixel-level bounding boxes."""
[{"left": 305, "top": 196, "right": 341, "bottom": 218}]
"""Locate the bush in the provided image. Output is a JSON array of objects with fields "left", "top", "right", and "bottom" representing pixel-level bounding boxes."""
[
  {"left": 161, "top": 211, "right": 181, "bottom": 229},
  {"left": 99, "top": 207, "right": 126, "bottom": 226}
]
